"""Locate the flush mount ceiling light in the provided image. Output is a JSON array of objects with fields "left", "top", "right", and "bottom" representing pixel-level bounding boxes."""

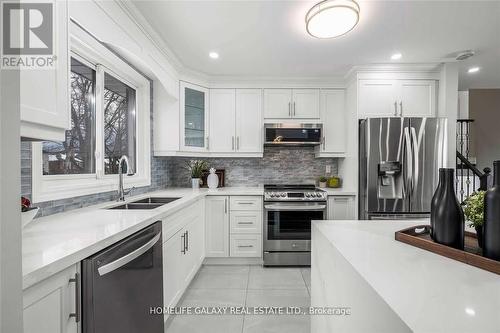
[
  {"left": 391, "top": 53, "right": 402, "bottom": 60},
  {"left": 209, "top": 52, "right": 219, "bottom": 59},
  {"left": 468, "top": 66, "right": 480, "bottom": 73},
  {"left": 305, "top": 0, "right": 360, "bottom": 39}
]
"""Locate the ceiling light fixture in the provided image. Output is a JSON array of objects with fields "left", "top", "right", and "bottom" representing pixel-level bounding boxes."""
[
  {"left": 209, "top": 52, "right": 219, "bottom": 59},
  {"left": 305, "top": 0, "right": 360, "bottom": 39},
  {"left": 391, "top": 53, "right": 402, "bottom": 60},
  {"left": 468, "top": 67, "right": 480, "bottom": 73}
]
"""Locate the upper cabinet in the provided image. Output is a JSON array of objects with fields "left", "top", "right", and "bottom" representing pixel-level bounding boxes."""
[
  {"left": 209, "top": 88, "right": 262, "bottom": 156},
  {"left": 263, "top": 88, "right": 319, "bottom": 119},
  {"left": 180, "top": 82, "right": 209, "bottom": 151},
  {"left": 316, "top": 89, "right": 346, "bottom": 157},
  {"left": 20, "top": 0, "right": 70, "bottom": 141},
  {"left": 358, "top": 79, "right": 436, "bottom": 118}
]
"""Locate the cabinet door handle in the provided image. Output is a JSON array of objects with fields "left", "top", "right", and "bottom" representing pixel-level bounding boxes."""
[
  {"left": 181, "top": 232, "right": 186, "bottom": 254},
  {"left": 399, "top": 101, "right": 403, "bottom": 117},
  {"left": 69, "top": 273, "right": 81, "bottom": 323},
  {"left": 224, "top": 198, "right": 228, "bottom": 213},
  {"left": 237, "top": 245, "right": 254, "bottom": 248},
  {"left": 237, "top": 136, "right": 240, "bottom": 150},
  {"left": 206, "top": 136, "right": 210, "bottom": 149},
  {"left": 394, "top": 101, "right": 398, "bottom": 116},
  {"left": 322, "top": 136, "right": 325, "bottom": 150},
  {"left": 288, "top": 102, "right": 291, "bottom": 117},
  {"left": 293, "top": 102, "right": 296, "bottom": 116},
  {"left": 185, "top": 231, "right": 189, "bottom": 252},
  {"left": 232, "top": 136, "right": 235, "bottom": 150}
]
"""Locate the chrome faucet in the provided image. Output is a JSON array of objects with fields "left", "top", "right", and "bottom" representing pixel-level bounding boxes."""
[{"left": 117, "top": 155, "right": 134, "bottom": 201}]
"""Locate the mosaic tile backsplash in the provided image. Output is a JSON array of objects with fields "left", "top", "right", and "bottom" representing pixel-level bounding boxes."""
[{"left": 21, "top": 144, "right": 337, "bottom": 217}]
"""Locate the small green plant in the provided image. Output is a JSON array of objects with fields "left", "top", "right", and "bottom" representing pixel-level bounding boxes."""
[
  {"left": 318, "top": 176, "right": 328, "bottom": 183},
  {"left": 463, "top": 191, "right": 486, "bottom": 228},
  {"left": 185, "top": 160, "right": 209, "bottom": 178}
]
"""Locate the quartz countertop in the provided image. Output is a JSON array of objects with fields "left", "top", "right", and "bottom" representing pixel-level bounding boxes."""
[
  {"left": 23, "top": 187, "right": 264, "bottom": 289},
  {"left": 313, "top": 220, "right": 500, "bottom": 332}
]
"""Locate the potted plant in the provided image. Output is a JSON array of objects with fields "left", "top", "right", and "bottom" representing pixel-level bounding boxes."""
[
  {"left": 318, "top": 176, "right": 328, "bottom": 188},
  {"left": 463, "top": 191, "right": 486, "bottom": 248},
  {"left": 21, "top": 196, "right": 39, "bottom": 228},
  {"left": 185, "top": 160, "right": 209, "bottom": 189}
]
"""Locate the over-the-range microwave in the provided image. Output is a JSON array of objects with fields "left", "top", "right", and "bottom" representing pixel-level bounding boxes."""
[{"left": 264, "top": 123, "right": 322, "bottom": 146}]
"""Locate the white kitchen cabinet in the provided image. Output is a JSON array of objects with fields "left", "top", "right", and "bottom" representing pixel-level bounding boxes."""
[
  {"left": 264, "top": 88, "right": 320, "bottom": 119},
  {"left": 316, "top": 89, "right": 346, "bottom": 157},
  {"left": 292, "top": 89, "right": 320, "bottom": 119},
  {"left": 205, "top": 196, "right": 229, "bottom": 257},
  {"left": 358, "top": 79, "right": 437, "bottom": 118},
  {"left": 184, "top": 210, "right": 205, "bottom": 283},
  {"left": 263, "top": 89, "right": 292, "bottom": 118},
  {"left": 180, "top": 81, "right": 209, "bottom": 151},
  {"left": 162, "top": 229, "right": 185, "bottom": 309},
  {"left": 23, "top": 264, "right": 79, "bottom": 333},
  {"left": 230, "top": 234, "right": 262, "bottom": 257},
  {"left": 235, "top": 89, "right": 263, "bottom": 153},
  {"left": 20, "top": 0, "right": 70, "bottom": 141},
  {"left": 327, "top": 196, "right": 356, "bottom": 220},
  {"left": 209, "top": 89, "right": 262, "bottom": 155},
  {"left": 209, "top": 89, "right": 236, "bottom": 152},
  {"left": 358, "top": 80, "right": 399, "bottom": 118},
  {"left": 399, "top": 80, "right": 436, "bottom": 117}
]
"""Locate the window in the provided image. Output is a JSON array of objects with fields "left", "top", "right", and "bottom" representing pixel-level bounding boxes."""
[
  {"left": 103, "top": 73, "right": 136, "bottom": 174},
  {"left": 42, "top": 58, "right": 96, "bottom": 175},
  {"left": 32, "top": 22, "right": 151, "bottom": 202}
]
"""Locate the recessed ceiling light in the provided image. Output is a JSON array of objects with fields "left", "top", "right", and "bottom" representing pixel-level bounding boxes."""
[
  {"left": 468, "top": 67, "right": 480, "bottom": 73},
  {"left": 391, "top": 53, "right": 402, "bottom": 60},
  {"left": 305, "top": 0, "right": 360, "bottom": 39},
  {"left": 209, "top": 52, "right": 219, "bottom": 59}
]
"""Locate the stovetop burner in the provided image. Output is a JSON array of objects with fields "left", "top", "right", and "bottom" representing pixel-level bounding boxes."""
[{"left": 264, "top": 184, "right": 326, "bottom": 201}]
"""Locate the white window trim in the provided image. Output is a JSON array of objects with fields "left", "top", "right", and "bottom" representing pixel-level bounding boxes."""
[{"left": 32, "top": 22, "right": 151, "bottom": 203}]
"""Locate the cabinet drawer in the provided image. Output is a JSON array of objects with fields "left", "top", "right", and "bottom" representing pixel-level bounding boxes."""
[
  {"left": 230, "top": 211, "right": 262, "bottom": 234},
  {"left": 230, "top": 196, "right": 262, "bottom": 211},
  {"left": 230, "top": 234, "right": 262, "bottom": 257}
]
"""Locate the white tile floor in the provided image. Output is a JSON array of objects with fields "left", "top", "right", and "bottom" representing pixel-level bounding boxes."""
[{"left": 165, "top": 265, "right": 311, "bottom": 333}]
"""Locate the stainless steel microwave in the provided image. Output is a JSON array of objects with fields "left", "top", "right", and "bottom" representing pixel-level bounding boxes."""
[{"left": 264, "top": 123, "right": 322, "bottom": 146}]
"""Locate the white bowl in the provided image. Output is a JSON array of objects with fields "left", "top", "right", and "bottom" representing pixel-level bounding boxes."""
[{"left": 22, "top": 207, "right": 39, "bottom": 228}]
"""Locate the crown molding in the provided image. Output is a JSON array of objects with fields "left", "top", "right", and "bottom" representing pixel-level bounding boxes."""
[
  {"left": 344, "top": 63, "right": 442, "bottom": 80},
  {"left": 115, "top": 0, "right": 184, "bottom": 74}
]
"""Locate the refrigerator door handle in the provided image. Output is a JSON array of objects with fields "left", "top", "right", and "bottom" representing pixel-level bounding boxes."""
[
  {"left": 404, "top": 127, "right": 413, "bottom": 198},
  {"left": 411, "top": 127, "right": 419, "bottom": 195}
]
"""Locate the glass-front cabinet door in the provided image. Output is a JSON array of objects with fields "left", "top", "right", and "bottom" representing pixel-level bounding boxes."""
[{"left": 180, "top": 82, "right": 209, "bottom": 151}]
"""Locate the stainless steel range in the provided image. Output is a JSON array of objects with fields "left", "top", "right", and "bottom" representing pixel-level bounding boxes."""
[{"left": 263, "top": 184, "right": 327, "bottom": 266}]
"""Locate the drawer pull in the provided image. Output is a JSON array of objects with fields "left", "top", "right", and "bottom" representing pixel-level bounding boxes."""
[
  {"left": 237, "top": 202, "right": 255, "bottom": 205},
  {"left": 238, "top": 222, "right": 254, "bottom": 225},
  {"left": 237, "top": 245, "right": 254, "bottom": 248}
]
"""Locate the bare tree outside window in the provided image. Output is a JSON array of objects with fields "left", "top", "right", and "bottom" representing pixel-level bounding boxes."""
[
  {"left": 42, "top": 58, "right": 96, "bottom": 175},
  {"left": 103, "top": 73, "right": 137, "bottom": 174}
]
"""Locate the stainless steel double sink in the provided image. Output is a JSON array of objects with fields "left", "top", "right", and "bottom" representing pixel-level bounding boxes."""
[{"left": 107, "top": 197, "right": 180, "bottom": 210}]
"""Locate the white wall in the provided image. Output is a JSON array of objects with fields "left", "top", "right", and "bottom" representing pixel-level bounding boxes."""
[{"left": 0, "top": 65, "right": 23, "bottom": 332}]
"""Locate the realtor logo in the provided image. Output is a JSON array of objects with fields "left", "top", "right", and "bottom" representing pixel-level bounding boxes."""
[{"left": 1, "top": 1, "right": 55, "bottom": 69}]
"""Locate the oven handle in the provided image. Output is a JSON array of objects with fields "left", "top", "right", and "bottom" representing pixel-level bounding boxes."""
[
  {"left": 264, "top": 204, "right": 326, "bottom": 211},
  {"left": 97, "top": 232, "right": 161, "bottom": 276}
]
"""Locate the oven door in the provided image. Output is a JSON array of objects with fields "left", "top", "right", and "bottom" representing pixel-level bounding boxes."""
[{"left": 264, "top": 202, "right": 326, "bottom": 252}]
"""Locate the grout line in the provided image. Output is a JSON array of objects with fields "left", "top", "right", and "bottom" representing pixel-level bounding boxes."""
[{"left": 241, "top": 264, "right": 251, "bottom": 333}]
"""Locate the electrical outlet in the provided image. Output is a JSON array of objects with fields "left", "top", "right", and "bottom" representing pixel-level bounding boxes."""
[{"left": 325, "top": 165, "right": 331, "bottom": 174}]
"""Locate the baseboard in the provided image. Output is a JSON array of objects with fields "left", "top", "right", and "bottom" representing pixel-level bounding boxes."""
[{"left": 203, "top": 257, "right": 263, "bottom": 265}]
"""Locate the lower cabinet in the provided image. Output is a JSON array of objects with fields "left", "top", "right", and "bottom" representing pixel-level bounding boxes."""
[
  {"left": 162, "top": 201, "right": 204, "bottom": 320},
  {"left": 327, "top": 196, "right": 356, "bottom": 220},
  {"left": 23, "top": 264, "right": 79, "bottom": 333},
  {"left": 205, "top": 196, "right": 229, "bottom": 257},
  {"left": 230, "top": 234, "right": 262, "bottom": 257}
]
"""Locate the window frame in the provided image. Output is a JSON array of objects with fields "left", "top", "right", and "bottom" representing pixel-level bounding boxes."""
[{"left": 32, "top": 22, "right": 151, "bottom": 203}]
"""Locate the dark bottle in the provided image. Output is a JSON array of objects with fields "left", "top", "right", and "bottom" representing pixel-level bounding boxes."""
[
  {"left": 484, "top": 160, "right": 500, "bottom": 260},
  {"left": 430, "top": 168, "right": 464, "bottom": 250}
]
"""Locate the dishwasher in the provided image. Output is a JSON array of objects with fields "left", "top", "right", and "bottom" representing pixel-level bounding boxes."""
[{"left": 82, "top": 222, "right": 164, "bottom": 333}]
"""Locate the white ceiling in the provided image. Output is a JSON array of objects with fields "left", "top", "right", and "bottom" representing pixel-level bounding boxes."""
[{"left": 131, "top": 0, "right": 500, "bottom": 89}]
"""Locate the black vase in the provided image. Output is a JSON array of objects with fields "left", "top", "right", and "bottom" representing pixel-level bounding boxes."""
[
  {"left": 430, "top": 168, "right": 465, "bottom": 250},
  {"left": 484, "top": 160, "right": 500, "bottom": 260}
]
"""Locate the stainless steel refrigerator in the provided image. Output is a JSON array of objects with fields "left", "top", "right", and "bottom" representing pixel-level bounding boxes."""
[{"left": 359, "top": 117, "right": 448, "bottom": 220}]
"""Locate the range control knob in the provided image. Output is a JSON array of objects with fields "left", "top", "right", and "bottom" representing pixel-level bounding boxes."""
[
  {"left": 305, "top": 193, "right": 311, "bottom": 198},
  {"left": 269, "top": 193, "right": 275, "bottom": 197},
  {"left": 280, "top": 193, "right": 286, "bottom": 197},
  {"left": 316, "top": 193, "right": 322, "bottom": 198}
]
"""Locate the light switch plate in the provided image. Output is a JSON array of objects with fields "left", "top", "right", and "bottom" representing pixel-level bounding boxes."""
[{"left": 326, "top": 165, "right": 331, "bottom": 174}]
